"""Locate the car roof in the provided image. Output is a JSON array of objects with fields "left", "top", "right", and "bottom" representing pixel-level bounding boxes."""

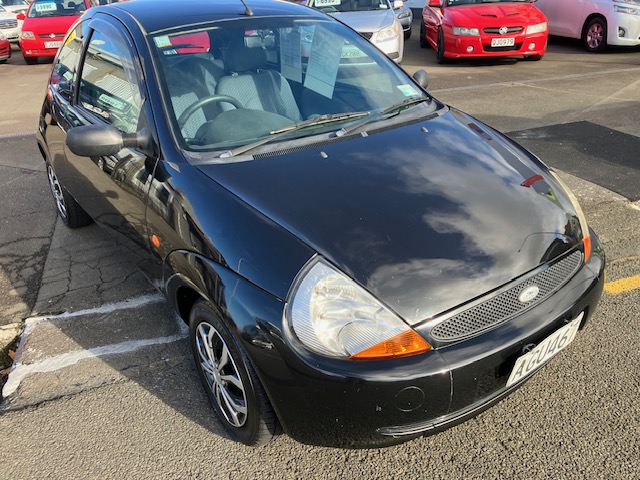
[{"left": 105, "top": 0, "right": 320, "bottom": 34}]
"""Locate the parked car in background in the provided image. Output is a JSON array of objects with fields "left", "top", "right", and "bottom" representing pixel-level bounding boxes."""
[
  {"left": 535, "top": 0, "right": 640, "bottom": 52},
  {"left": 0, "top": 4, "right": 22, "bottom": 43},
  {"left": 307, "top": 0, "right": 405, "bottom": 63},
  {"left": 395, "top": 1, "right": 413, "bottom": 39},
  {"left": 0, "top": 0, "right": 29, "bottom": 16},
  {"left": 39, "top": 0, "right": 604, "bottom": 448},
  {"left": 18, "top": 0, "right": 91, "bottom": 65},
  {"left": 421, "top": 0, "right": 548, "bottom": 63},
  {"left": 0, "top": 31, "right": 11, "bottom": 63}
]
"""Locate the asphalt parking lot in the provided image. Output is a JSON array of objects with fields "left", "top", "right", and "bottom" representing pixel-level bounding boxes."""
[{"left": 1, "top": 25, "right": 640, "bottom": 479}]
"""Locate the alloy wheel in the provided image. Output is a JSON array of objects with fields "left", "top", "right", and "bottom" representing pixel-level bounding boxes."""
[
  {"left": 586, "top": 23, "right": 604, "bottom": 50},
  {"left": 47, "top": 165, "right": 68, "bottom": 220},
  {"left": 195, "top": 321, "right": 248, "bottom": 428}
]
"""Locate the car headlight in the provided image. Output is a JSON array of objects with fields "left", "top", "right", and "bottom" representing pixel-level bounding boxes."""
[
  {"left": 526, "top": 22, "right": 548, "bottom": 34},
  {"left": 614, "top": 4, "right": 640, "bottom": 14},
  {"left": 21, "top": 31, "right": 35, "bottom": 40},
  {"left": 286, "top": 258, "right": 431, "bottom": 360},
  {"left": 377, "top": 22, "right": 400, "bottom": 41},
  {"left": 397, "top": 11, "right": 412, "bottom": 19},
  {"left": 452, "top": 26, "right": 480, "bottom": 36},
  {"left": 549, "top": 170, "right": 592, "bottom": 262}
]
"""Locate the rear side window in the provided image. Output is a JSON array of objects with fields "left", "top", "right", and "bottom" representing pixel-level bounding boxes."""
[{"left": 78, "top": 29, "right": 142, "bottom": 134}]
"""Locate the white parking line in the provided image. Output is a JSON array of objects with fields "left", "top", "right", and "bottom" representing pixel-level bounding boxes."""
[
  {"left": 2, "top": 293, "right": 186, "bottom": 399},
  {"left": 0, "top": 131, "right": 36, "bottom": 139},
  {"left": 2, "top": 333, "right": 188, "bottom": 398},
  {"left": 430, "top": 67, "right": 640, "bottom": 94}
]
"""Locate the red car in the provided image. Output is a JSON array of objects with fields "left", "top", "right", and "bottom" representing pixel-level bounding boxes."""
[
  {"left": 18, "top": 0, "right": 92, "bottom": 65},
  {"left": 421, "top": 0, "right": 548, "bottom": 64},
  {"left": 0, "top": 32, "right": 10, "bottom": 63}
]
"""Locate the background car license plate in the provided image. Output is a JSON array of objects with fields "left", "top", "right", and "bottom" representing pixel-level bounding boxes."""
[
  {"left": 506, "top": 312, "right": 583, "bottom": 387},
  {"left": 45, "top": 41, "right": 63, "bottom": 49},
  {"left": 491, "top": 37, "right": 515, "bottom": 47}
]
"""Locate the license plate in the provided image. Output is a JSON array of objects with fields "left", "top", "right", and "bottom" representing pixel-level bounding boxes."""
[
  {"left": 491, "top": 37, "right": 515, "bottom": 47},
  {"left": 44, "top": 41, "right": 63, "bottom": 49},
  {"left": 506, "top": 312, "right": 583, "bottom": 387}
]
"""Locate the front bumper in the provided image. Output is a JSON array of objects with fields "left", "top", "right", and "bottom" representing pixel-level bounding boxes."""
[
  {"left": 20, "top": 38, "right": 62, "bottom": 58},
  {"left": 444, "top": 30, "right": 547, "bottom": 59},
  {"left": 249, "top": 236, "right": 604, "bottom": 447},
  {"left": 0, "top": 41, "right": 10, "bottom": 61},
  {"left": 608, "top": 10, "right": 640, "bottom": 47}
]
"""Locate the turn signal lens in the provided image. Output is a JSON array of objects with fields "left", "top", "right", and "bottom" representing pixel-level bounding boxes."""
[{"left": 351, "top": 330, "right": 431, "bottom": 360}]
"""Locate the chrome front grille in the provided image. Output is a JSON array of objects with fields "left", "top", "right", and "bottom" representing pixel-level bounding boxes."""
[
  {"left": 430, "top": 251, "right": 583, "bottom": 343},
  {"left": 484, "top": 27, "right": 522, "bottom": 34},
  {"left": 0, "top": 19, "right": 18, "bottom": 29}
]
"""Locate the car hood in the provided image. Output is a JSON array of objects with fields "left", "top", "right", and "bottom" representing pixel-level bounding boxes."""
[
  {"left": 22, "top": 15, "right": 78, "bottom": 34},
  {"left": 195, "top": 108, "right": 581, "bottom": 325},
  {"left": 446, "top": 3, "right": 545, "bottom": 26},
  {"left": 331, "top": 9, "right": 397, "bottom": 32}
]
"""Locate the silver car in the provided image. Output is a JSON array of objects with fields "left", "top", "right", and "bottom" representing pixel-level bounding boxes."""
[{"left": 308, "top": 0, "right": 405, "bottom": 63}]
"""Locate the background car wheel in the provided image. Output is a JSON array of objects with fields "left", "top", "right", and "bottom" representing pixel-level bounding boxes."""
[
  {"left": 524, "top": 54, "right": 543, "bottom": 61},
  {"left": 46, "top": 161, "right": 92, "bottom": 228},
  {"left": 189, "top": 300, "right": 280, "bottom": 446},
  {"left": 582, "top": 17, "right": 607, "bottom": 53},
  {"left": 0, "top": 60, "right": 7, "bottom": 65},
  {"left": 404, "top": 28, "right": 411, "bottom": 40},
  {"left": 419, "top": 22, "right": 429, "bottom": 48},
  {"left": 23, "top": 56, "right": 37, "bottom": 65},
  {"left": 436, "top": 28, "right": 448, "bottom": 64}
]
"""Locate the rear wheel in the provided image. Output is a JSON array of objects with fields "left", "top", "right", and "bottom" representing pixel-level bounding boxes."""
[
  {"left": 46, "top": 161, "right": 92, "bottom": 228},
  {"left": 420, "top": 22, "right": 429, "bottom": 48},
  {"left": 189, "top": 300, "right": 279, "bottom": 446},
  {"left": 582, "top": 17, "right": 607, "bottom": 52},
  {"left": 436, "top": 28, "right": 448, "bottom": 64},
  {"left": 23, "top": 56, "right": 37, "bottom": 65},
  {"left": 404, "top": 27, "right": 412, "bottom": 40}
]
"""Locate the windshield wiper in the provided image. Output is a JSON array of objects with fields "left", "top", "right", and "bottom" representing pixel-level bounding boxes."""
[
  {"left": 335, "top": 96, "right": 431, "bottom": 138},
  {"left": 218, "top": 111, "right": 369, "bottom": 158}
]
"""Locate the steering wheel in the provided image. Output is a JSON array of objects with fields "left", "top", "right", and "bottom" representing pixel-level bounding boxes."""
[{"left": 178, "top": 95, "right": 244, "bottom": 129}]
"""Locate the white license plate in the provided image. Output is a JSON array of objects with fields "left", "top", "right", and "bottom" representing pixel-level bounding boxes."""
[
  {"left": 506, "top": 312, "right": 583, "bottom": 387},
  {"left": 491, "top": 37, "right": 515, "bottom": 47},
  {"left": 44, "top": 41, "right": 63, "bottom": 49}
]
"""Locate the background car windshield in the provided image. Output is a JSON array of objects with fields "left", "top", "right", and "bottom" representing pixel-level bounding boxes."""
[
  {"left": 313, "top": 0, "right": 392, "bottom": 12},
  {"left": 28, "top": 0, "right": 86, "bottom": 18},
  {"left": 2, "top": 0, "right": 28, "bottom": 5},
  {"left": 152, "top": 16, "right": 429, "bottom": 152}
]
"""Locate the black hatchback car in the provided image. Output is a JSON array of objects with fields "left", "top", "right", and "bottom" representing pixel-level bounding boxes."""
[{"left": 37, "top": 0, "right": 604, "bottom": 447}]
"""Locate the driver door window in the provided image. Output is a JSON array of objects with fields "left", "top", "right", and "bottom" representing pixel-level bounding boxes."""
[{"left": 78, "top": 29, "right": 142, "bottom": 134}]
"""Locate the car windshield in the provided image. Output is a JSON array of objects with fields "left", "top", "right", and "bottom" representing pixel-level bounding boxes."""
[
  {"left": 28, "top": 0, "right": 86, "bottom": 18},
  {"left": 446, "top": 0, "right": 532, "bottom": 5},
  {"left": 151, "top": 16, "right": 434, "bottom": 154},
  {"left": 311, "top": 0, "right": 392, "bottom": 13}
]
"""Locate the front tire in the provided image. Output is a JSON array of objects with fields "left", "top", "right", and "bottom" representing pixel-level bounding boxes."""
[
  {"left": 23, "top": 56, "right": 37, "bottom": 65},
  {"left": 46, "top": 161, "right": 92, "bottom": 228},
  {"left": 189, "top": 300, "right": 279, "bottom": 446},
  {"left": 436, "top": 28, "right": 448, "bottom": 64},
  {"left": 583, "top": 17, "right": 607, "bottom": 53},
  {"left": 420, "top": 22, "right": 429, "bottom": 48}
]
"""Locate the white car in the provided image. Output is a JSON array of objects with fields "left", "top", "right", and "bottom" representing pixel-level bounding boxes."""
[
  {"left": 535, "top": 0, "right": 640, "bottom": 52},
  {"left": 0, "top": 0, "right": 29, "bottom": 16},
  {"left": 0, "top": 5, "right": 22, "bottom": 44},
  {"left": 308, "top": 0, "right": 405, "bottom": 63}
]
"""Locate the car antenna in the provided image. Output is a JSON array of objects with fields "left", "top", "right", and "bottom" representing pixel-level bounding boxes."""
[{"left": 239, "top": 0, "right": 254, "bottom": 16}]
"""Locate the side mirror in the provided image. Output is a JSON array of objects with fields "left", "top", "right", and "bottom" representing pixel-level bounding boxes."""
[
  {"left": 428, "top": 0, "right": 442, "bottom": 7},
  {"left": 66, "top": 125, "right": 148, "bottom": 157},
  {"left": 16, "top": 13, "right": 26, "bottom": 21},
  {"left": 413, "top": 69, "right": 429, "bottom": 90},
  {"left": 393, "top": 0, "right": 404, "bottom": 9}
]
